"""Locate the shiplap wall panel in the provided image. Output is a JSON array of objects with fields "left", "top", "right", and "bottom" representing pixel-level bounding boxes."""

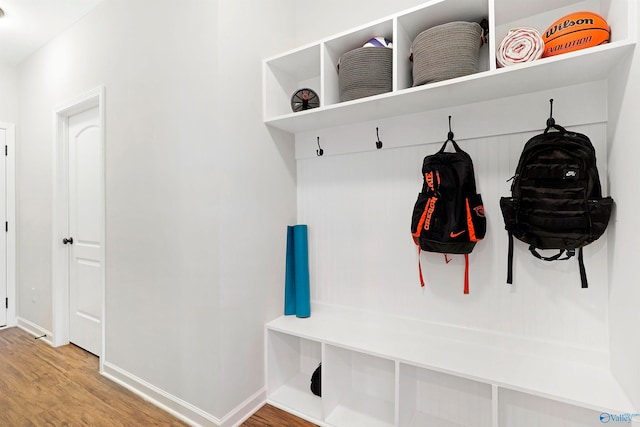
[{"left": 297, "top": 120, "right": 610, "bottom": 352}]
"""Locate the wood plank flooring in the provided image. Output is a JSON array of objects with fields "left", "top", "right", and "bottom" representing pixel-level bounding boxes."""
[
  {"left": 0, "top": 327, "right": 314, "bottom": 426},
  {"left": 0, "top": 327, "right": 188, "bottom": 426},
  {"left": 242, "top": 405, "right": 317, "bottom": 427}
]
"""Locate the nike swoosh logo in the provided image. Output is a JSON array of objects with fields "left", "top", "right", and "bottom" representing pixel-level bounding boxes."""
[{"left": 450, "top": 230, "right": 466, "bottom": 238}]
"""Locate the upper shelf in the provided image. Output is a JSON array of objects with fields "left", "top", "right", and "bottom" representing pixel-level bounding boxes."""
[{"left": 263, "top": 0, "right": 636, "bottom": 134}]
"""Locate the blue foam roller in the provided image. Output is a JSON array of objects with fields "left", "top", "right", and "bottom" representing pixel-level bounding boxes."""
[
  {"left": 293, "top": 225, "right": 311, "bottom": 318},
  {"left": 284, "top": 226, "right": 296, "bottom": 315}
]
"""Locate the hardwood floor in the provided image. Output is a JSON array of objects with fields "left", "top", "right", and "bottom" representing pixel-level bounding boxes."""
[
  {"left": 242, "top": 405, "right": 317, "bottom": 427},
  {"left": 0, "top": 327, "right": 313, "bottom": 426},
  {"left": 0, "top": 327, "right": 188, "bottom": 426}
]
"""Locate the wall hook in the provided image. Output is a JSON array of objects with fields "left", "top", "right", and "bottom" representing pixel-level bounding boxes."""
[
  {"left": 546, "top": 98, "right": 555, "bottom": 128},
  {"left": 437, "top": 115, "right": 462, "bottom": 154},
  {"left": 543, "top": 98, "right": 567, "bottom": 134},
  {"left": 316, "top": 136, "right": 324, "bottom": 157},
  {"left": 375, "top": 127, "right": 383, "bottom": 149}
]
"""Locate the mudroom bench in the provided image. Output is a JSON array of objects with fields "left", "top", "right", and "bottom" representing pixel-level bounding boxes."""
[{"left": 266, "top": 303, "right": 635, "bottom": 427}]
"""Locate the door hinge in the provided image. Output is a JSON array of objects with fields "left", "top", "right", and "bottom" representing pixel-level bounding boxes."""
[
  {"left": 4, "top": 145, "right": 6, "bottom": 156},
  {"left": 5, "top": 298, "right": 7, "bottom": 309}
]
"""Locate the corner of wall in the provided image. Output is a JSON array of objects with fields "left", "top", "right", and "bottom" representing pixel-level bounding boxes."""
[
  {"left": 101, "top": 361, "right": 223, "bottom": 427},
  {"left": 606, "top": 4, "right": 640, "bottom": 410},
  {"left": 101, "top": 360, "right": 267, "bottom": 427}
]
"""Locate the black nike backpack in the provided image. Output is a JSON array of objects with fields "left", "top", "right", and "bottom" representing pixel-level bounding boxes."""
[
  {"left": 499, "top": 120, "right": 613, "bottom": 288},
  {"left": 411, "top": 136, "right": 486, "bottom": 294}
]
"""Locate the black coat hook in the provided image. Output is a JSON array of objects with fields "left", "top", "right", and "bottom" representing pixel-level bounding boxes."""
[
  {"left": 375, "top": 127, "right": 383, "bottom": 149},
  {"left": 437, "top": 115, "right": 462, "bottom": 154},
  {"left": 547, "top": 98, "right": 555, "bottom": 128},
  {"left": 316, "top": 136, "right": 324, "bottom": 157},
  {"left": 543, "top": 98, "right": 567, "bottom": 134}
]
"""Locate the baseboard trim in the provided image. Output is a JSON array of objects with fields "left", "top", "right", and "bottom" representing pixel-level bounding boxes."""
[
  {"left": 10, "top": 321, "right": 266, "bottom": 425},
  {"left": 219, "top": 388, "right": 266, "bottom": 427},
  {"left": 102, "top": 361, "right": 222, "bottom": 426},
  {"left": 101, "top": 361, "right": 266, "bottom": 427},
  {"left": 16, "top": 317, "right": 54, "bottom": 347}
]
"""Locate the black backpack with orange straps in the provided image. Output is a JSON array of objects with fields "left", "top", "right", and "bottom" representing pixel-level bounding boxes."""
[{"left": 411, "top": 132, "right": 486, "bottom": 294}]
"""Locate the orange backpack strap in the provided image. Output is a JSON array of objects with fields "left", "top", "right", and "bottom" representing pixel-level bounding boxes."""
[
  {"left": 418, "top": 247, "right": 425, "bottom": 287},
  {"left": 464, "top": 253, "right": 470, "bottom": 294}
]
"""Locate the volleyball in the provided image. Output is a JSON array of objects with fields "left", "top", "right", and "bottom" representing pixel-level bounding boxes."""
[{"left": 363, "top": 37, "right": 393, "bottom": 48}]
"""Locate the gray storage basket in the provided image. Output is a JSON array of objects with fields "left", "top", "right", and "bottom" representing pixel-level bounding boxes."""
[
  {"left": 338, "top": 47, "right": 392, "bottom": 102},
  {"left": 411, "top": 21, "right": 482, "bottom": 87}
]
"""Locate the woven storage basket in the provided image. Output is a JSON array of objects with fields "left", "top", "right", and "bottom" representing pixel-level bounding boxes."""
[
  {"left": 411, "top": 21, "right": 482, "bottom": 87},
  {"left": 338, "top": 47, "right": 392, "bottom": 102}
]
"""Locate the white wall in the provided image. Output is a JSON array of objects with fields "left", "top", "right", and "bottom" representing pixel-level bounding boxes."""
[
  {"left": 296, "top": 114, "right": 610, "bottom": 353},
  {"left": 0, "top": 63, "right": 18, "bottom": 123},
  {"left": 17, "top": 0, "right": 297, "bottom": 422},
  {"left": 216, "top": 0, "right": 298, "bottom": 418},
  {"left": 18, "top": 0, "right": 223, "bottom": 413},
  {"left": 607, "top": 3, "right": 640, "bottom": 410}
]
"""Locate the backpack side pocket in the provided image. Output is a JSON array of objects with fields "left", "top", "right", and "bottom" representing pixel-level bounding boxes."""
[
  {"left": 500, "top": 197, "right": 518, "bottom": 235},
  {"left": 466, "top": 194, "right": 486, "bottom": 241},
  {"left": 588, "top": 197, "right": 613, "bottom": 242}
]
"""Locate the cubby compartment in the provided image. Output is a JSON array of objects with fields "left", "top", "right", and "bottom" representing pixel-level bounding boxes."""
[
  {"left": 395, "top": 0, "right": 490, "bottom": 90},
  {"left": 323, "top": 19, "right": 394, "bottom": 106},
  {"left": 266, "top": 330, "right": 322, "bottom": 422},
  {"left": 494, "top": 0, "right": 631, "bottom": 66},
  {"left": 499, "top": 388, "right": 611, "bottom": 427},
  {"left": 263, "top": 44, "right": 321, "bottom": 119},
  {"left": 398, "top": 364, "right": 492, "bottom": 427},
  {"left": 323, "top": 345, "right": 396, "bottom": 427}
]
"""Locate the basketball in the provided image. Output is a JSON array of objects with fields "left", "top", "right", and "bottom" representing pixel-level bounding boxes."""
[
  {"left": 363, "top": 37, "right": 392, "bottom": 48},
  {"left": 542, "top": 11, "right": 610, "bottom": 58}
]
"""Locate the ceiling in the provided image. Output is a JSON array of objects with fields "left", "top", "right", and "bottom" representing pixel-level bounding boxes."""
[{"left": 0, "top": 0, "right": 105, "bottom": 66}]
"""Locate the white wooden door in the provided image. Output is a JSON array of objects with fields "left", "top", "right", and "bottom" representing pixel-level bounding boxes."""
[
  {"left": 0, "top": 128, "right": 6, "bottom": 327},
  {"left": 67, "top": 106, "right": 103, "bottom": 355}
]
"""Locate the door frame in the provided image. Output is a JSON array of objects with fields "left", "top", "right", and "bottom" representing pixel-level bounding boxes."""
[
  {"left": 52, "top": 86, "right": 105, "bottom": 369},
  {"left": 0, "top": 122, "right": 16, "bottom": 329}
]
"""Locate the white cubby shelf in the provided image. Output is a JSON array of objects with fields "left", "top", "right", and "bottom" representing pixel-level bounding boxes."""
[
  {"left": 265, "top": 303, "right": 637, "bottom": 427},
  {"left": 263, "top": 0, "right": 636, "bottom": 133}
]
